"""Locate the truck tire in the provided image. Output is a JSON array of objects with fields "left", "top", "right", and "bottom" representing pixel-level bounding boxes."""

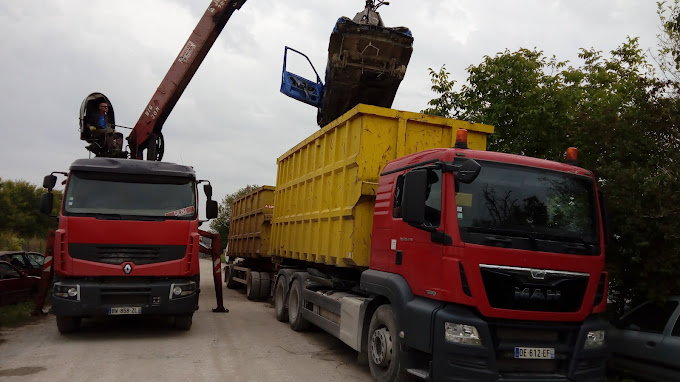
[
  {"left": 246, "top": 271, "right": 262, "bottom": 300},
  {"left": 287, "top": 278, "right": 310, "bottom": 331},
  {"left": 258, "top": 271, "right": 271, "bottom": 299},
  {"left": 225, "top": 264, "right": 238, "bottom": 289},
  {"left": 274, "top": 274, "right": 288, "bottom": 322},
  {"left": 56, "top": 316, "right": 81, "bottom": 334},
  {"left": 175, "top": 314, "right": 193, "bottom": 330},
  {"left": 368, "top": 305, "right": 413, "bottom": 382}
]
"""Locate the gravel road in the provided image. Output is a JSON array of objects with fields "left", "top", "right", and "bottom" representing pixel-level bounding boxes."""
[{"left": 0, "top": 258, "right": 373, "bottom": 382}]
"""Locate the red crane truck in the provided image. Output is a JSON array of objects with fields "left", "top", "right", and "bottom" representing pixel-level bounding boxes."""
[
  {"left": 34, "top": 0, "right": 244, "bottom": 331},
  {"left": 39, "top": 158, "right": 220, "bottom": 332},
  {"left": 225, "top": 105, "right": 610, "bottom": 381}
]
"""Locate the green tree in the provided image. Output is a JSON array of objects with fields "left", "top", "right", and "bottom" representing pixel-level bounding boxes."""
[
  {"left": 0, "top": 179, "right": 62, "bottom": 240},
  {"left": 0, "top": 231, "right": 24, "bottom": 251},
  {"left": 422, "top": 65, "right": 459, "bottom": 117},
  {"left": 209, "top": 185, "right": 259, "bottom": 251},
  {"left": 423, "top": 38, "right": 680, "bottom": 309},
  {"left": 656, "top": 0, "right": 680, "bottom": 87}
]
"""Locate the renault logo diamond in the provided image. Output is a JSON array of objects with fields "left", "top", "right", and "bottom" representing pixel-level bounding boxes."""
[{"left": 123, "top": 263, "right": 133, "bottom": 274}]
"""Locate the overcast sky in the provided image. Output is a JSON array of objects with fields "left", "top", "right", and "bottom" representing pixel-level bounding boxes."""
[{"left": 0, "top": 0, "right": 661, "bottom": 203}]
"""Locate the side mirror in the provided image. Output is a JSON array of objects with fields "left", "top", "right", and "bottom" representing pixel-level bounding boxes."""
[
  {"left": 40, "top": 193, "right": 54, "bottom": 215},
  {"left": 456, "top": 159, "right": 481, "bottom": 184},
  {"left": 401, "top": 169, "right": 427, "bottom": 225},
  {"left": 43, "top": 174, "right": 57, "bottom": 190},
  {"left": 206, "top": 200, "right": 218, "bottom": 220},
  {"left": 204, "top": 184, "right": 213, "bottom": 200}
]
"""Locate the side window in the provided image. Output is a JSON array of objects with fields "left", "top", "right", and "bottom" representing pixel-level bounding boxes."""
[
  {"left": 0, "top": 263, "right": 21, "bottom": 279},
  {"left": 424, "top": 169, "right": 442, "bottom": 227},
  {"left": 27, "top": 254, "right": 44, "bottom": 268},
  {"left": 672, "top": 315, "right": 680, "bottom": 337},
  {"left": 8, "top": 254, "right": 26, "bottom": 269},
  {"left": 621, "top": 301, "right": 678, "bottom": 334},
  {"left": 393, "top": 175, "right": 404, "bottom": 218}
]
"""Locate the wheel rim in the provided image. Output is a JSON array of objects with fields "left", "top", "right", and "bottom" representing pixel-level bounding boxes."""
[{"left": 371, "top": 326, "right": 393, "bottom": 367}]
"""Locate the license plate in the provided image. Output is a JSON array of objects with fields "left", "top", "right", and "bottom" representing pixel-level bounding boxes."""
[
  {"left": 514, "top": 347, "right": 555, "bottom": 359},
  {"left": 108, "top": 307, "right": 142, "bottom": 315}
]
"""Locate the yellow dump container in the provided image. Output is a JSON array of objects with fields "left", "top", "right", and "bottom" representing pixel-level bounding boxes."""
[
  {"left": 270, "top": 104, "right": 494, "bottom": 269},
  {"left": 227, "top": 186, "right": 275, "bottom": 258}
]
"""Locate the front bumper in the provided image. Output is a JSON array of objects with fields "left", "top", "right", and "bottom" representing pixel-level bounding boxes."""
[
  {"left": 51, "top": 277, "right": 199, "bottom": 317},
  {"left": 426, "top": 305, "right": 609, "bottom": 382}
]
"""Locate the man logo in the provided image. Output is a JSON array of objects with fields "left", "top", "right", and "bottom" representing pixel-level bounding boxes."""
[
  {"left": 514, "top": 287, "right": 561, "bottom": 302},
  {"left": 123, "top": 263, "right": 133, "bottom": 274},
  {"left": 530, "top": 269, "right": 546, "bottom": 279}
]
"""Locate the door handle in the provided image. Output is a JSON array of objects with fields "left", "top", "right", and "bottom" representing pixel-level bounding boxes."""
[
  {"left": 395, "top": 250, "right": 402, "bottom": 265},
  {"left": 646, "top": 341, "right": 657, "bottom": 348}
]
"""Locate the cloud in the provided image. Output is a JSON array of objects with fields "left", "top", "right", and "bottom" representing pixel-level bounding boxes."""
[{"left": 0, "top": 0, "right": 662, "bottom": 200}]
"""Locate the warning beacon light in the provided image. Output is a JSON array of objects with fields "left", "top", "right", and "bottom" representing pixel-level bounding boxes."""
[
  {"left": 566, "top": 147, "right": 579, "bottom": 166},
  {"left": 454, "top": 129, "right": 469, "bottom": 149}
]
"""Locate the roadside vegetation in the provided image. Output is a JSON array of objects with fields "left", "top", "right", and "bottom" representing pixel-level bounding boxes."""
[{"left": 0, "top": 178, "right": 62, "bottom": 251}]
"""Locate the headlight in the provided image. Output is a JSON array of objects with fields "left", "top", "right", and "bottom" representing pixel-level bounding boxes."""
[
  {"left": 584, "top": 330, "right": 605, "bottom": 349},
  {"left": 445, "top": 322, "right": 482, "bottom": 346},
  {"left": 169, "top": 282, "right": 197, "bottom": 299},
  {"left": 53, "top": 283, "right": 80, "bottom": 300}
]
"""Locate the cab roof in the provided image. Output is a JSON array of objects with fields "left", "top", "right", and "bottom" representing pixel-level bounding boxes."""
[
  {"left": 69, "top": 158, "right": 195, "bottom": 178},
  {"left": 382, "top": 148, "right": 594, "bottom": 178}
]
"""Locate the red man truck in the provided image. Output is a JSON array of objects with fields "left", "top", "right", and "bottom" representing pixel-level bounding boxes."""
[{"left": 225, "top": 105, "right": 609, "bottom": 381}]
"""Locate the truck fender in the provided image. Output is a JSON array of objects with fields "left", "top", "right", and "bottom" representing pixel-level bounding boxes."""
[{"left": 360, "top": 269, "right": 445, "bottom": 353}]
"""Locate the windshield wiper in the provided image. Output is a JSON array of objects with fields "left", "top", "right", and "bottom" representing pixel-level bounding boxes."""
[
  {"left": 94, "top": 214, "right": 123, "bottom": 220},
  {"left": 528, "top": 232, "right": 595, "bottom": 250},
  {"left": 466, "top": 227, "right": 537, "bottom": 250}
]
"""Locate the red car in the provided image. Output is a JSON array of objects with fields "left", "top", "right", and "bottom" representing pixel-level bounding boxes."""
[
  {"left": 0, "top": 261, "right": 40, "bottom": 306},
  {"left": 0, "top": 251, "right": 45, "bottom": 277}
]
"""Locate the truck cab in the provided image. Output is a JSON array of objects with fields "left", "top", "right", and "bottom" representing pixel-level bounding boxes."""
[
  {"left": 366, "top": 145, "right": 609, "bottom": 380},
  {"left": 41, "top": 158, "right": 218, "bottom": 332}
]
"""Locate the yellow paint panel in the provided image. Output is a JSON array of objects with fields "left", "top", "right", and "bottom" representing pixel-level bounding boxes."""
[
  {"left": 227, "top": 186, "right": 275, "bottom": 259},
  {"left": 271, "top": 105, "right": 494, "bottom": 268}
]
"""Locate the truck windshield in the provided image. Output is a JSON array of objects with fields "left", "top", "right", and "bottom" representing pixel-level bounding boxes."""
[
  {"left": 63, "top": 171, "right": 196, "bottom": 220},
  {"left": 456, "top": 161, "right": 600, "bottom": 255}
]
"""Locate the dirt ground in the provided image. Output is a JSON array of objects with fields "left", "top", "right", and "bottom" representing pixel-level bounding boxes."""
[{"left": 0, "top": 258, "right": 373, "bottom": 382}]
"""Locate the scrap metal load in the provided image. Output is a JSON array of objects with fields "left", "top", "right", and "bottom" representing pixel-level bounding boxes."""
[
  {"left": 279, "top": 0, "right": 414, "bottom": 128},
  {"left": 318, "top": 0, "right": 414, "bottom": 126}
]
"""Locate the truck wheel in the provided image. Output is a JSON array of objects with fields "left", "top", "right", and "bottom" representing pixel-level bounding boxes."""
[
  {"left": 225, "top": 264, "right": 238, "bottom": 289},
  {"left": 56, "top": 316, "right": 81, "bottom": 334},
  {"left": 368, "top": 305, "right": 413, "bottom": 382},
  {"left": 175, "top": 314, "right": 193, "bottom": 330},
  {"left": 246, "top": 271, "right": 262, "bottom": 300},
  {"left": 258, "top": 272, "right": 271, "bottom": 299},
  {"left": 287, "top": 278, "right": 310, "bottom": 331},
  {"left": 274, "top": 275, "right": 288, "bottom": 322}
]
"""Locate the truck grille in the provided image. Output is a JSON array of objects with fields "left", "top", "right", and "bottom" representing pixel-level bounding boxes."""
[
  {"left": 68, "top": 244, "right": 186, "bottom": 265},
  {"left": 480, "top": 265, "right": 589, "bottom": 312},
  {"left": 490, "top": 320, "right": 579, "bottom": 377},
  {"left": 100, "top": 287, "right": 152, "bottom": 305}
]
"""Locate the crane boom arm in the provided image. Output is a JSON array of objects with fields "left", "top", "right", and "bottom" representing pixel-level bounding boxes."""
[{"left": 128, "top": 0, "right": 247, "bottom": 160}]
